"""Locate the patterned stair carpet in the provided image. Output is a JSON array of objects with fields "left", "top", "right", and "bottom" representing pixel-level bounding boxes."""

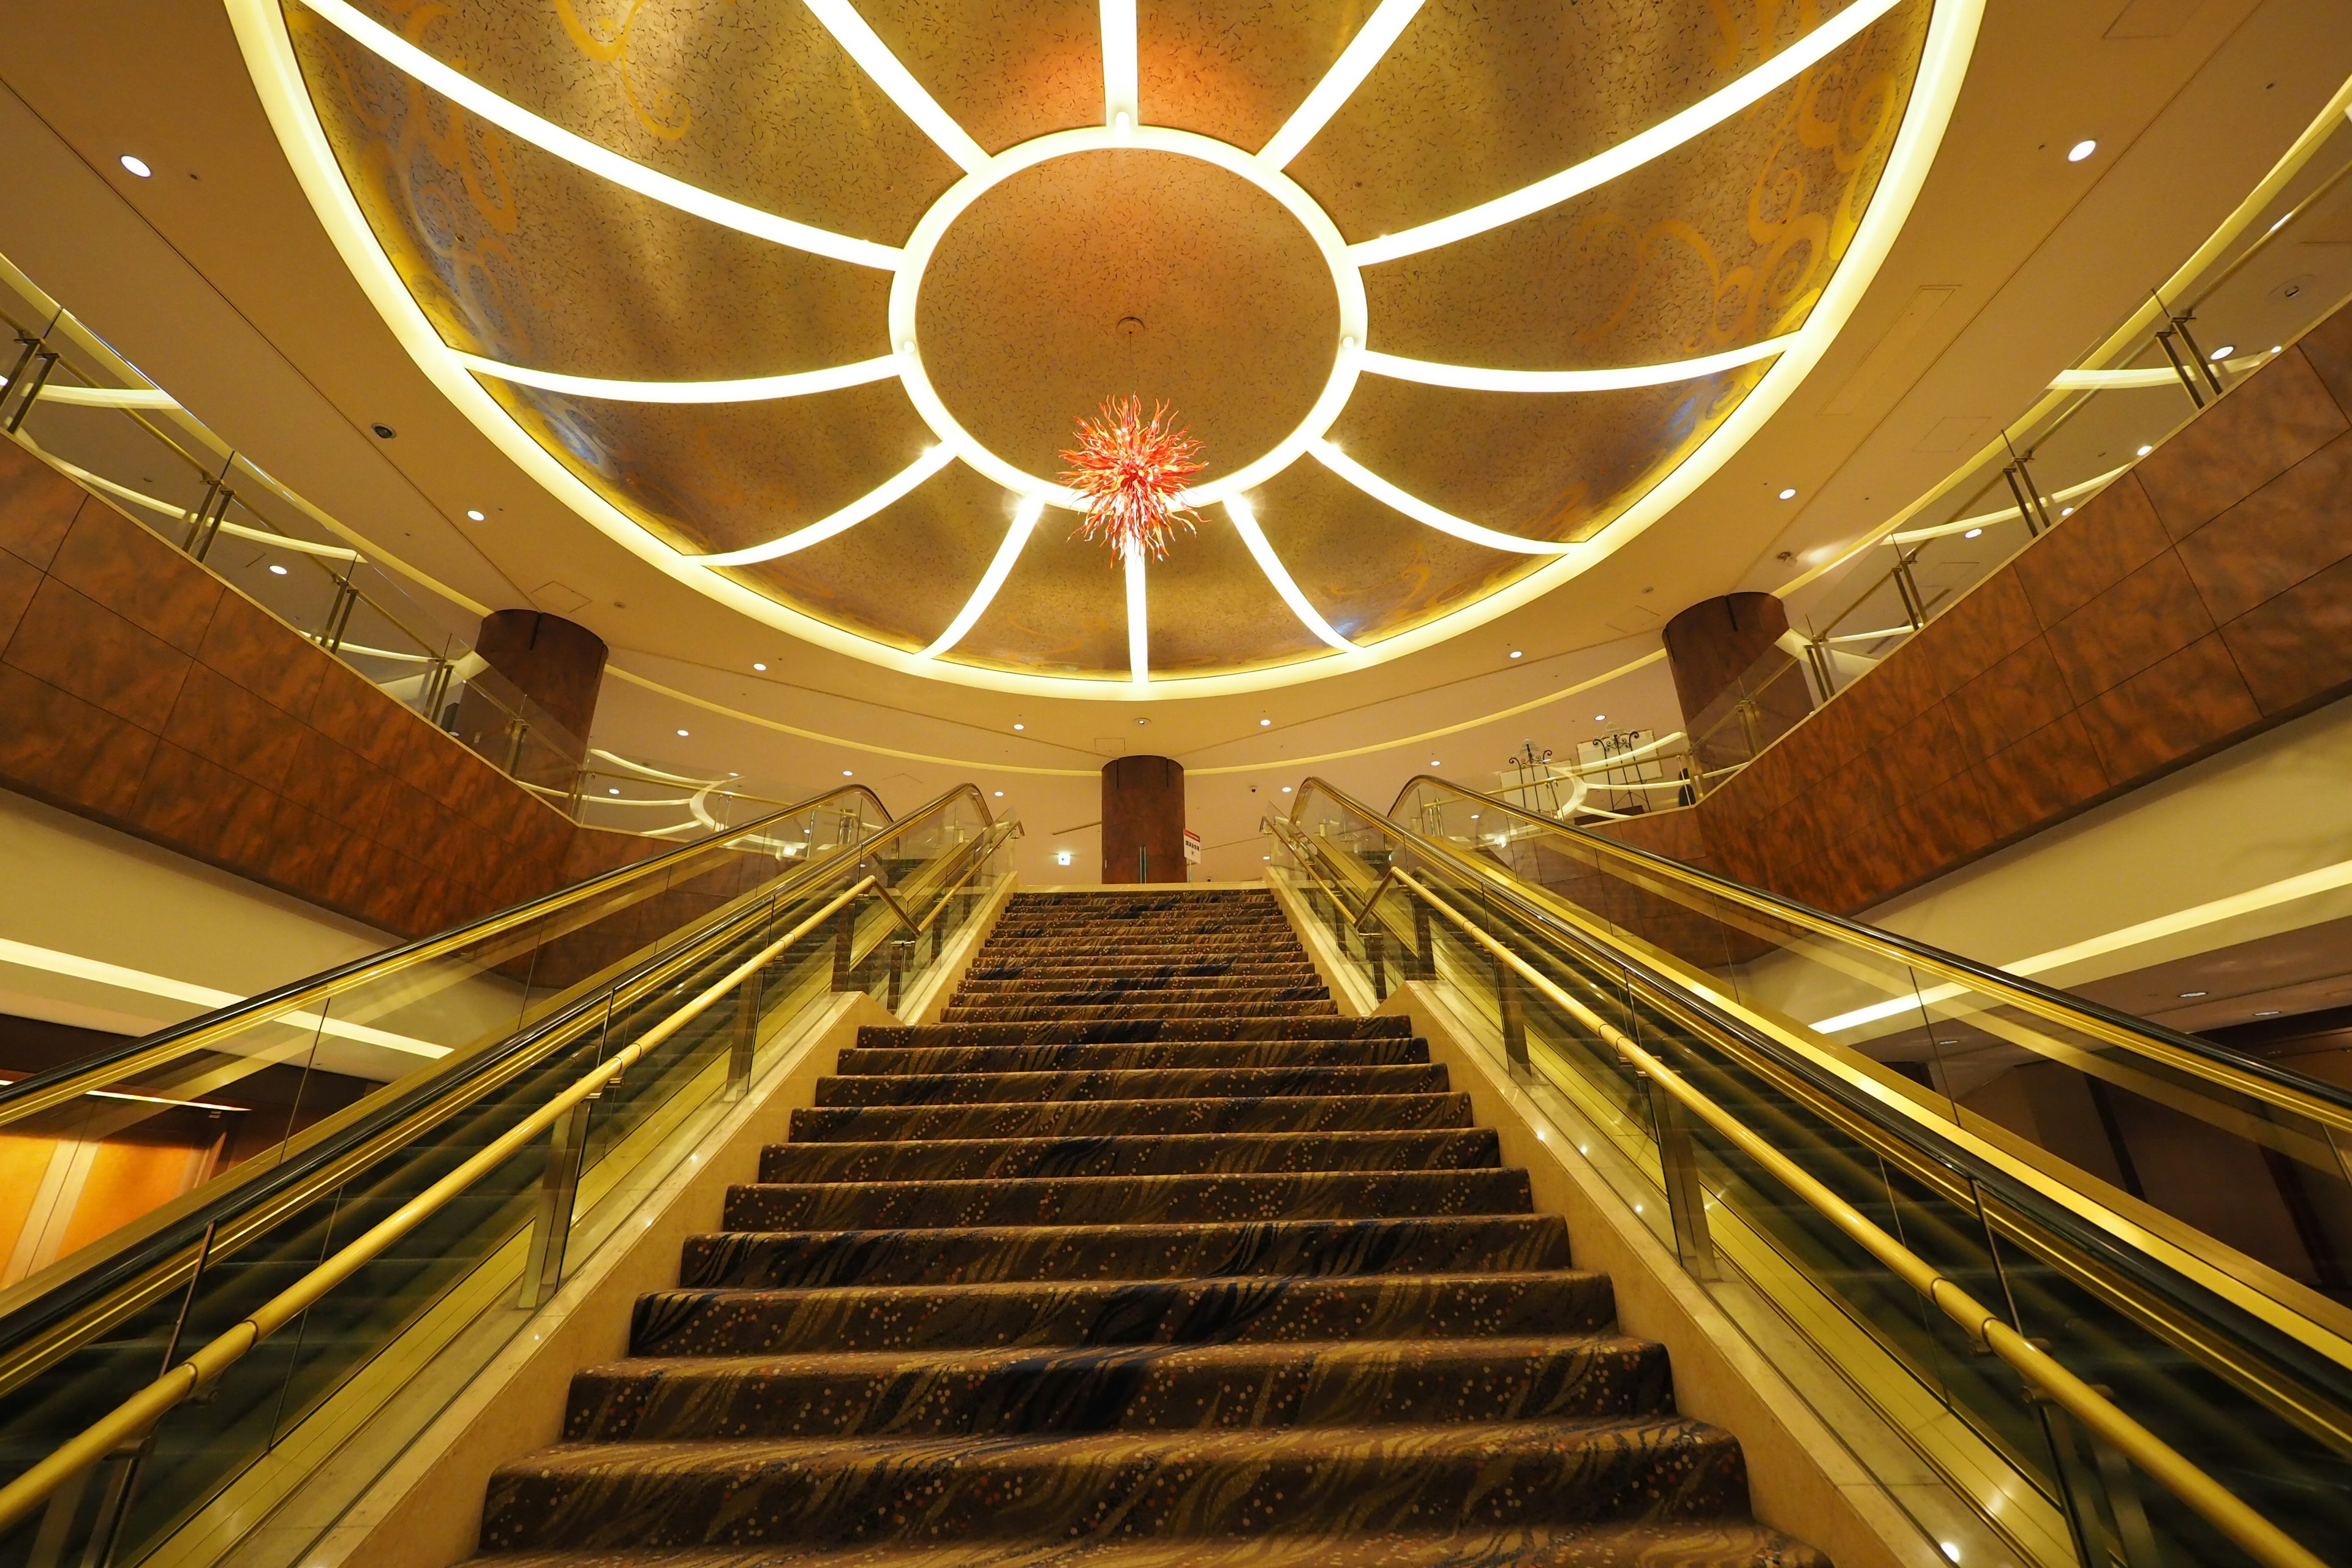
[{"left": 476, "top": 889, "right": 1822, "bottom": 1568}]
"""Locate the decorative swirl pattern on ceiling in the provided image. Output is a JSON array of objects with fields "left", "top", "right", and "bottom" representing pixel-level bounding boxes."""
[{"left": 238, "top": 0, "right": 1973, "bottom": 696}]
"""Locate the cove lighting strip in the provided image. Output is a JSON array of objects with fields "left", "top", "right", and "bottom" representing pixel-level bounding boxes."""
[
  {"left": 1125, "top": 549, "right": 1150, "bottom": 684},
  {"left": 298, "top": 0, "right": 902, "bottom": 269},
  {"left": 243, "top": 0, "right": 1980, "bottom": 699},
  {"left": 1100, "top": 0, "right": 1139, "bottom": 129},
  {"left": 15, "top": 383, "right": 179, "bottom": 409},
  {"left": 2048, "top": 349, "right": 2275, "bottom": 390},
  {"left": 1363, "top": 335, "right": 1794, "bottom": 393},
  {"left": 1257, "top": 0, "right": 1425, "bottom": 168},
  {"left": 1223, "top": 497, "right": 1361, "bottom": 653},
  {"left": 921, "top": 496, "right": 1044, "bottom": 658},
  {"left": 693, "top": 446, "right": 956, "bottom": 565},
  {"left": 1886, "top": 463, "right": 2128, "bottom": 544},
  {"left": 459, "top": 352, "right": 901, "bottom": 404},
  {"left": 0, "top": 937, "right": 448, "bottom": 1059},
  {"left": 1313, "top": 440, "right": 1578, "bottom": 554},
  {"left": 1350, "top": 0, "right": 1906, "bottom": 267}
]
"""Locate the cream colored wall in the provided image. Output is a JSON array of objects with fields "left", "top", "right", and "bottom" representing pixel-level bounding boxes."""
[{"left": 0, "top": 785, "right": 393, "bottom": 1039}]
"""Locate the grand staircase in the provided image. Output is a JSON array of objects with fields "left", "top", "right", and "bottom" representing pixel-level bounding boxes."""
[{"left": 475, "top": 888, "right": 1821, "bottom": 1567}]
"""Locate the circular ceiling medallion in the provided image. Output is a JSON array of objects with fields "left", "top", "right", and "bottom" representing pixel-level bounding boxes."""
[{"left": 891, "top": 126, "right": 1368, "bottom": 510}]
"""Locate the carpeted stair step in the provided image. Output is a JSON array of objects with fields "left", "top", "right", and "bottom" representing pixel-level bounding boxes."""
[
  {"left": 630, "top": 1270, "right": 1616, "bottom": 1357},
  {"left": 832, "top": 1039, "right": 1428, "bottom": 1075},
  {"left": 963, "top": 960, "right": 1319, "bottom": 980},
  {"left": 679, "top": 1215, "right": 1575, "bottom": 1289},
  {"left": 756, "top": 1129, "right": 1498, "bottom": 1183},
  {"left": 720, "top": 1168, "right": 1536, "bottom": 1230},
  {"left": 813, "top": 1065, "right": 1448, "bottom": 1107},
  {"left": 788, "top": 1092, "right": 1475, "bottom": 1143},
  {"left": 473, "top": 1520, "right": 1828, "bottom": 1568},
  {"left": 952, "top": 979, "right": 1332, "bottom": 1001},
  {"left": 562, "top": 1335, "right": 1672, "bottom": 1441},
  {"left": 480, "top": 1417, "right": 1747, "bottom": 1550},
  {"left": 936, "top": 1000, "right": 1340, "bottom": 1023},
  {"left": 852, "top": 1016, "right": 1412, "bottom": 1048}
]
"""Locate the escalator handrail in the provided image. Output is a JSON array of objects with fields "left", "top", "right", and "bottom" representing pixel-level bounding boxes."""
[
  {"left": 0, "top": 788, "right": 1003, "bottom": 1393},
  {"left": 0, "top": 782, "right": 899, "bottom": 1128},
  {"left": 1373, "top": 773, "right": 2352, "bottom": 1134}
]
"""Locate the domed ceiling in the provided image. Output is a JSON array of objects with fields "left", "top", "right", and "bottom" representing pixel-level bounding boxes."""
[{"left": 235, "top": 0, "right": 1970, "bottom": 696}]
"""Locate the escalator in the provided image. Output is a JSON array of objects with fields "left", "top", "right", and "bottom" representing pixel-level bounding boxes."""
[
  {"left": 1273, "top": 776, "right": 2352, "bottom": 1568},
  {"left": 0, "top": 782, "right": 1016, "bottom": 1567}
]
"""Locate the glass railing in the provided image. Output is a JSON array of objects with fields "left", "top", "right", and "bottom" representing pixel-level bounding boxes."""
[
  {"left": 0, "top": 777, "right": 1013, "bottom": 1566},
  {"left": 1273, "top": 775, "right": 2352, "bottom": 1568}
]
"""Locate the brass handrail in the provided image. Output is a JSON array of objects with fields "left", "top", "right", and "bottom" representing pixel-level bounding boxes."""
[
  {"left": 1379, "top": 772, "right": 2352, "bottom": 1138},
  {"left": 1380, "top": 862, "right": 2330, "bottom": 1568},
  {"left": 0, "top": 781, "right": 898, "bottom": 1129},
  {"left": 0, "top": 872, "right": 879, "bottom": 1540}
]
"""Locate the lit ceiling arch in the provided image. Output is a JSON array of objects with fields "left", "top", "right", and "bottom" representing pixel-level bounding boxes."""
[{"left": 230, "top": 0, "right": 1983, "bottom": 700}]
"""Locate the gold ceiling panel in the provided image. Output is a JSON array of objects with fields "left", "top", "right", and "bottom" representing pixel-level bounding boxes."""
[
  {"left": 943, "top": 522, "right": 1131, "bottom": 680},
  {"left": 1136, "top": 0, "right": 1366, "bottom": 154},
  {"left": 1146, "top": 510, "right": 1330, "bottom": 677},
  {"left": 301, "top": 0, "right": 959, "bottom": 244},
  {"left": 856, "top": 0, "right": 1106, "bottom": 155}
]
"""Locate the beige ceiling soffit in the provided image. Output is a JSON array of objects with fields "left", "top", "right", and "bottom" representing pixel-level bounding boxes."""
[
  {"left": 239, "top": 0, "right": 1981, "bottom": 698},
  {"left": 691, "top": 447, "right": 957, "bottom": 566},
  {"left": 457, "top": 353, "right": 902, "bottom": 404},
  {"left": 603, "top": 666, "right": 1102, "bottom": 775},
  {"left": 295, "top": 0, "right": 903, "bottom": 269},
  {"left": 1360, "top": 336, "right": 1793, "bottom": 394},
  {"left": 1223, "top": 497, "right": 1363, "bottom": 654},
  {"left": 1819, "top": 285, "right": 1955, "bottom": 417},
  {"left": 1349, "top": 0, "right": 1907, "bottom": 266},
  {"left": 1778, "top": 70, "right": 2352, "bottom": 601},
  {"left": 1185, "top": 649, "right": 1668, "bottom": 775},
  {"left": 1257, "top": 0, "right": 1427, "bottom": 168},
  {"left": 921, "top": 497, "right": 1044, "bottom": 658},
  {"left": 1311, "top": 440, "right": 1580, "bottom": 554}
]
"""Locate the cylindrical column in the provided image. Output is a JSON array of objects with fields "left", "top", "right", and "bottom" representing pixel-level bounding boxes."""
[
  {"left": 454, "top": 610, "right": 607, "bottom": 785},
  {"left": 1662, "top": 592, "right": 1811, "bottom": 770},
  {"left": 1101, "top": 755, "right": 1186, "bottom": 884}
]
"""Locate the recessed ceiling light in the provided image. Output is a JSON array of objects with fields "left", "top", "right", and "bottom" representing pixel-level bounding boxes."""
[
  {"left": 466, "top": 508, "right": 484, "bottom": 521},
  {"left": 267, "top": 564, "right": 288, "bottom": 575},
  {"left": 1594, "top": 714, "right": 1607, "bottom": 722},
  {"left": 675, "top": 728, "right": 689, "bottom": 737},
  {"left": 1262, "top": 854, "right": 1271, "bottom": 861},
  {"left": 842, "top": 769, "right": 853, "bottom": 777},
  {"left": 1259, "top": 717, "right": 1272, "bottom": 726},
  {"left": 1777, "top": 488, "right": 1797, "bottom": 500},
  {"left": 1012, "top": 722, "right": 1025, "bottom": 731},
  {"left": 120, "top": 154, "right": 151, "bottom": 178},
  {"left": 1429, "top": 760, "right": 1441, "bottom": 767},
  {"left": 2178, "top": 990, "right": 2207, "bottom": 998},
  {"left": 2208, "top": 344, "right": 2234, "bottom": 361},
  {"left": 2255, "top": 1009, "right": 2281, "bottom": 1017},
  {"left": 992, "top": 790, "right": 1003, "bottom": 796},
  {"left": 1280, "top": 785, "right": 1292, "bottom": 793},
  {"left": 607, "top": 787, "right": 620, "bottom": 796},
  {"left": 752, "top": 662, "right": 766, "bottom": 671},
  {"left": 2067, "top": 138, "right": 2097, "bottom": 162},
  {"left": 1963, "top": 527, "right": 1983, "bottom": 539},
  {"left": 2136, "top": 444, "right": 2153, "bottom": 456},
  {"left": 1135, "top": 716, "right": 1149, "bottom": 725},
  {"left": 1509, "top": 649, "right": 1523, "bottom": 659},
  {"left": 2060, "top": 507, "right": 2073, "bottom": 517}
]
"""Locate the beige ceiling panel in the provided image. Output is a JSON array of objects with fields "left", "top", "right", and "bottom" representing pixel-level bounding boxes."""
[
  {"left": 299, "top": 0, "right": 957, "bottom": 244},
  {"left": 856, "top": 0, "right": 1106, "bottom": 154},
  {"left": 483, "top": 377, "right": 935, "bottom": 558},
  {"left": 1294, "top": 0, "right": 1880, "bottom": 241}
]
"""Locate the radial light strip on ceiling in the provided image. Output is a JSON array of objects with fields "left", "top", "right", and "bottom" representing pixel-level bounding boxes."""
[
  {"left": 1257, "top": 0, "right": 1425, "bottom": 168},
  {"left": 1311, "top": 440, "right": 1577, "bottom": 555},
  {"left": 1099, "top": 0, "right": 1139, "bottom": 129},
  {"left": 458, "top": 353, "right": 901, "bottom": 404},
  {"left": 1223, "top": 497, "right": 1360, "bottom": 652},
  {"left": 801, "top": 0, "right": 989, "bottom": 173},
  {"left": 1125, "top": 548, "right": 1150, "bottom": 684},
  {"left": 921, "top": 495, "right": 1044, "bottom": 657},
  {"left": 692, "top": 446, "right": 956, "bottom": 565},
  {"left": 1350, "top": 0, "right": 1904, "bottom": 266},
  {"left": 1362, "top": 334, "right": 1794, "bottom": 393},
  {"left": 296, "top": 0, "right": 900, "bottom": 270}
]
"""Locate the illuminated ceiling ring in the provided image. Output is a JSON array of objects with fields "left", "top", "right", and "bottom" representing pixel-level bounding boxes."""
[{"left": 887, "top": 123, "right": 1370, "bottom": 511}]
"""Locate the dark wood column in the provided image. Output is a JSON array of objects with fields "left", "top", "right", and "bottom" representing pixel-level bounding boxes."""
[
  {"left": 1662, "top": 592, "right": 1811, "bottom": 768},
  {"left": 1101, "top": 755, "right": 1186, "bottom": 884},
  {"left": 458, "top": 609, "right": 607, "bottom": 784}
]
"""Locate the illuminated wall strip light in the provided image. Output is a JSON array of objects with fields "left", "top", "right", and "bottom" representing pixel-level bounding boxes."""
[
  {"left": 1886, "top": 463, "right": 2129, "bottom": 544},
  {"left": 16, "top": 439, "right": 363, "bottom": 560},
  {"left": 1312, "top": 440, "right": 1577, "bottom": 555},
  {"left": 1223, "top": 496, "right": 1361, "bottom": 652},
  {"left": 2049, "top": 349, "right": 2275, "bottom": 390},
  {"left": 1351, "top": 0, "right": 1903, "bottom": 266},
  {"left": 801, "top": 0, "right": 989, "bottom": 173},
  {"left": 1125, "top": 548, "right": 1150, "bottom": 685},
  {"left": 692, "top": 446, "right": 956, "bottom": 566},
  {"left": 8, "top": 383, "right": 179, "bottom": 409},
  {"left": 1099, "top": 0, "right": 1138, "bottom": 129},
  {"left": 921, "top": 495, "right": 1044, "bottom": 658},
  {"left": 1257, "top": 0, "right": 1425, "bottom": 168},
  {"left": 587, "top": 747, "right": 733, "bottom": 788},
  {"left": 1812, "top": 854, "right": 2352, "bottom": 1035},
  {"left": 458, "top": 353, "right": 900, "bottom": 405},
  {"left": 0, "top": 936, "right": 449, "bottom": 1059},
  {"left": 1362, "top": 334, "right": 1794, "bottom": 393},
  {"left": 297, "top": 0, "right": 900, "bottom": 270}
]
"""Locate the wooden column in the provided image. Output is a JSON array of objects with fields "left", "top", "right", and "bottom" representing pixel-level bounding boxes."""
[
  {"left": 455, "top": 610, "right": 607, "bottom": 785},
  {"left": 1662, "top": 592, "right": 1810, "bottom": 768},
  {"left": 1101, "top": 755, "right": 1186, "bottom": 884}
]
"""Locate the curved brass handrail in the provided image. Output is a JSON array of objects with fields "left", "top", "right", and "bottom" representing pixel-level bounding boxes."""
[
  {"left": 1378, "top": 772, "right": 2352, "bottom": 1138},
  {"left": 0, "top": 781, "right": 896, "bottom": 1129}
]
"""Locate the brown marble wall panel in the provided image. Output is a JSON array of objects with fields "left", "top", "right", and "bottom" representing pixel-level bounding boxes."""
[
  {"left": 0, "top": 439, "right": 661, "bottom": 940},
  {"left": 1595, "top": 297, "right": 2352, "bottom": 915}
]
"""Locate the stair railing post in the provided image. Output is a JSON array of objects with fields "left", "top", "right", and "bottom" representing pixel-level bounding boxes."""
[
  {"left": 831, "top": 894, "right": 858, "bottom": 991},
  {"left": 1411, "top": 899, "right": 1434, "bottom": 980},
  {"left": 726, "top": 963, "right": 762, "bottom": 1100},
  {"left": 518, "top": 1097, "right": 592, "bottom": 1309},
  {"left": 1641, "top": 1072, "right": 1719, "bottom": 1281}
]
